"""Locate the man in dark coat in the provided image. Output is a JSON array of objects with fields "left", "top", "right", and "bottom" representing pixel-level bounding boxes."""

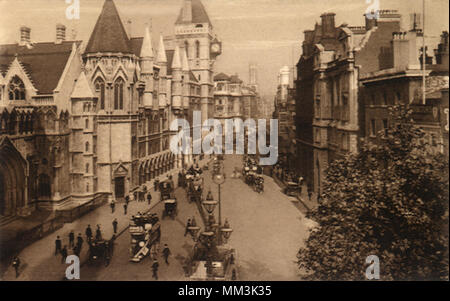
[
  {"left": 184, "top": 218, "right": 191, "bottom": 237},
  {"left": 77, "top": 233, "right": 84, "bottom": 251},
  {"left": 60, "top": 245, "right": 68, "bottom": 264},
  {"left": 95, "top": 225, "right": 102, "bottom": 241},
  {"left": 123, "top": 203, "right": 128, "bottom": 215},
  {"left": 110, "top": 200, "right": 115, "bottom": 213},
  {"left": 112, "top": 218, "right": 118, "bottom": 234},
  {"left": 147, "top": 191, "right": 152, "bottom": 205},
  {"left": 55, "top": 236, "right": 62, "bottom": 256},
  {"left": 162, "top": 244, "right": 171, "bottom": 265},
  {"left": 68, "top": 230, "right": 75, "bottom": 248},
  {"left": 85, "top": 225, "right": 93, "bottom": 242},
  {"left": 152, "top": 259, "right": 159, "bottom": 280},
  {"left": 12, "top": 257, "right": 20, "bottom": 278}
]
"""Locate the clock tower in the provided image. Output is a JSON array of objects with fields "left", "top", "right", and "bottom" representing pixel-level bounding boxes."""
[{"left": 175, "top": 0, "right": 221, "bottom": 123}]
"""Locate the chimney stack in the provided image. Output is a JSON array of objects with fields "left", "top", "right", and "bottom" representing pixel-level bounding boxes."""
[
  {"left": 20, "top": 26, "right": 31, "bottom": 46},
  {"left": 364, "top": 12, "right": 378, "bottom": 31},
  {"left": 320, "top": 13, "right": 336, "bottom": 38},
  {"left": 56, "top": 24, "right": 66, "bottom": 44}
]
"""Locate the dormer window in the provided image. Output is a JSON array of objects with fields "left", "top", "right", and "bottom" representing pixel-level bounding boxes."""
[
  {"left": 8, "top": 76, "right": 26, "bottom": 100},
  {"left": 195, "top": 24, "right": 203, "bottom": 28}
]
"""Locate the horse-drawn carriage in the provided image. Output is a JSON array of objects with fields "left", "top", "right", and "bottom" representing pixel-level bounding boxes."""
[
  {"left": 129, "top": 213, "right": 161, "bottom": 262},
  {"left": 162, "top": 199, "right": 178, "bottom": 219},
  {"left": 186, "top": 175, "right": 203, "bottom": 203},
  {"left": 284, "top": 182, "right": 300, "bottom": 197},
  {"left": 88, "top": 238, "right": 114, "bottom": 266},
  {"left": 159, "top": 179, "right": 174, "bottom": 201}
]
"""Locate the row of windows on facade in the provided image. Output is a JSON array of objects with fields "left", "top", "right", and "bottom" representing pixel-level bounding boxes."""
[
  {"left": 138, "top": 139, "right": 170, "bottom": 158},
  {"left": 0, "top": 113, "right": 68, "bottom": 135},
  {"left": 184, "top": 40, "right": 201, "bottom": 59},
  {"left": 94, "top": 77, "right": 125, "bottom": 110}
]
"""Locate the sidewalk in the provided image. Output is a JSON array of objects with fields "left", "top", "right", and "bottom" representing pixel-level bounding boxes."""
[
  {"left": 1, "top": 184, "right": 166, "bottom": 281},
  {"left": 1, "top": 158, "right": 212, "bottom": 281}
]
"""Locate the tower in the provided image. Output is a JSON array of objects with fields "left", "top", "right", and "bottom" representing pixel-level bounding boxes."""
[
  {"left": 249, "top": 63, "right": 258, "bottom": 91},
  {"left": 174, "top": 0, "right": 221, "bottom": 123}
]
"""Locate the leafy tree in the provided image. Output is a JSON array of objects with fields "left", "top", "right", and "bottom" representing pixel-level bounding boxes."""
[{"left": 297, "top": 106, "right": 449, "bottom": 280}]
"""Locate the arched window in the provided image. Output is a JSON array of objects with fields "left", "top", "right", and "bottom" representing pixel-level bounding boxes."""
[
  {"left": 85, "top": 141, "right": 89, "bottom": 152},
  {"left": 114, "top": 78, "right": 125, "bottom": 110},
  {"left": 195, "top": 40, "right": 200, "bottom": 58},
  {"left": 86, "top": 182, "right": 90, "bottom": 192},
  {"left": 95, "top": 78, "right": 105, "bottom": 110},
  {"left": 38, "top": 174, "right": 51, "bottom": 198},
  {"left": 8, "top": 76, "right": 26, "bottom": 100},
  {"left": 184, "top": 41, "right": 189, "bottom": 58},
  {"left": 85, "top": 163, "right": 89, "bottom": 173},
  {"left": 85, "top": 118, "right": 89, "bottom": 129}
]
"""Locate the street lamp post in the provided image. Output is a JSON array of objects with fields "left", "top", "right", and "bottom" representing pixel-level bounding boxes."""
[{"left": 213, "top": 172, "right": 226, "bottom": 245}]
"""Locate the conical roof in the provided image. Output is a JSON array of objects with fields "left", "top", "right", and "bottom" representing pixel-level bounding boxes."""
[
  {"left": 175, "top": 0, "right": 212, "bottom": 26},
  {"left": 156, "top": 35, "right": 167, "bottom": 63},
  {"left": 171, "top": 45, "right": 181, "bottom": 69},
  {"left": 85, "top": 0, "right": 131, "bottom": 54},
  {"left": 140, "top": 25, "right": 154, "bottom": 58}
]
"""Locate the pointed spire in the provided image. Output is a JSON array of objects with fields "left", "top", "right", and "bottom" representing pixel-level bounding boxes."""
[
  {"left": 172, "top": 45, "right": 181, "bottom": 70},
  {"left": 140, "top": 23, "right": 154, "bottom": 58},
  {"left": 182, "top": 46, "right": 190, "bottom": 72},
  {"left": 85, "top": 0, "right": 131, "bottom": 54},
  {"left": 157, "top": 35, "right": 167, "bottom": 63}
]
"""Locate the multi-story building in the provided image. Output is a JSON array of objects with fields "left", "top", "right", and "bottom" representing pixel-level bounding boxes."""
[
  {"left": 0, "top": 0, "right": 220, "bottom": 222},
  {"left": 360, "top": 29, "right": 449, "bottom": 155},
  {"left": 273, "top": 66, "right": 296, "bottom": 168},
  {"left": 296, "top": 10, "right": 405, "bottom": 195}
]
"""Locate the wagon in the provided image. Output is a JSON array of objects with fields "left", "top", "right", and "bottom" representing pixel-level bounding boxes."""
[
  {"left": 162, "top": 199, "right": 177, "bottom": 219},
  {"left": 284, "top": 182, "right": 299, "bottom": 196}
]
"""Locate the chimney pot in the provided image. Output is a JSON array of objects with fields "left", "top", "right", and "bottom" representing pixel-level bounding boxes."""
[
  {"left": 56, "top": 24, "right": 66, "bottom": 44},
  {"left": 20, "top": 26, "right": 31, "bottom": 45}
]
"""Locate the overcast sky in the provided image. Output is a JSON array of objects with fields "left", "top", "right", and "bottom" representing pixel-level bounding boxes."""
[{"left": 0, "top": 0, "right": 448, "bottom": 98}]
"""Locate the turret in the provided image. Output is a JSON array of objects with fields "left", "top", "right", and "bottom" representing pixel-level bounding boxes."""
[
  {"left": 157, "top": 35, "right": 167, "bottom": 108},
  {"left": 171, "top": 45, "right": 182, "bottom": 110},
  {"left": 141, "top": 24, "right": 154, "bottom": 108},
  {"left": 182, "top": 46, "right": 190, "bottom": 109}
]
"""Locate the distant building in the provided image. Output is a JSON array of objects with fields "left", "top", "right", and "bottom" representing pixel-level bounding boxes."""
[{"left": 273, "top": 66, "right": 296, "bottom": 168}]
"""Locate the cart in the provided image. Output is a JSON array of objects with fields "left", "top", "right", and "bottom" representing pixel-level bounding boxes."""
[
  {"left": 162, "top": 199, "right": 177, "bottom": 219},
  {"left": 284, "top": 182, "right": 300, "bottom": 196},
  {"left": 88, "top": 239, "right": 114, "bottom": 266},
  {"left": 159, "top": 180, "right": 174, "bottom": 201}
]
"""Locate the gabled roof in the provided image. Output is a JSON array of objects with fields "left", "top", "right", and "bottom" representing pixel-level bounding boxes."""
[
  {"left": 175, "top": 0, "right": 212, "bottom": 26},
  {"left": 0, "top": 41, "right": 81, "bottom": 94},
  {"left": 71, "top": 72, "right": 95, "bottom": 99},
  {"left": 230, "top": 74, "right": 242, "bottom": 84},
  {"left": 85, "top": 0, "right": 131, "bottom": 54}
]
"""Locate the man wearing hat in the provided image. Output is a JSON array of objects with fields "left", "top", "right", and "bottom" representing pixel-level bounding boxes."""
[
  {"left": 162, "top": 244, "right": 171, "bottom": 265},
  {"left": 152, "top": 259, "right": 159, "bottom": 280}
]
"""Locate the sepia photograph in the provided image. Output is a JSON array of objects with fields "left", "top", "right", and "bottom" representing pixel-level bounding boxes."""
[{"left": 0, "top": 0, "right": 448, "bottom": 286}]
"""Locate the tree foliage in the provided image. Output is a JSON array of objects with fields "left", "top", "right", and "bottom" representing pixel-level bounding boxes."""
[{"left": 297, "top": 106, "right": 449, "bottom": 280}]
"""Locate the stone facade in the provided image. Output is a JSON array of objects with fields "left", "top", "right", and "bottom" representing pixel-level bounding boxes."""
[{"left": 0, "top": 0, "right": 220, "bottom": 221}]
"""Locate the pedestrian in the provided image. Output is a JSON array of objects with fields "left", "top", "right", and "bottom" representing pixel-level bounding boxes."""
[
  {"left": 73, "top": 244, "right": 80, "bottom": 257},
  {"left": 12, "top": 257, "right": 20, "bottom": 278},
  {"left": 162, "top": 244, "right": 171, "bottom": 265},
  {"left": 69, "top": 230, "right": 75, "bottom": 248},
  {"left": 154, "top": 178, "right": 159, "bottom": 192},
  {"left": 60, "top": 245, "right": 68, "bottom": 264},
  {"left": 85, "top": 225, "right": 93, "bottom": 242},
  {"left": 123, "top": 202, "right": 128, "bottom": 215},
  {"left": 125, "top": 195, "right": 129, "bottom": 205},
  {"left": 152, "top": 259, "right": 159, "bottom": 280},
  {"left": 184, "top": 218, "right": 191, "bottom": 237},
  {"left": 55, "top": 235, "right": 62, "bottom": 256},
  {"left": 147, "top": 191, "right": 152, "bottom": 206},
  {"left": 95, "top": 225, "right": 102, "bottom": 241},
  {"left": 112, "top": 218, "right": 118, "bottom": 234},
  {"left": 77, "top": 233, "right": 83, "bottom": 250},
  {"left": 110, "top": 200, "right": 115, "bottom": 213}
]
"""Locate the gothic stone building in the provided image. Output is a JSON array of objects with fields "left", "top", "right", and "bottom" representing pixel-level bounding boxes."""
[{"left": 0, "top": 0, "right": 221, "bottom": 222}]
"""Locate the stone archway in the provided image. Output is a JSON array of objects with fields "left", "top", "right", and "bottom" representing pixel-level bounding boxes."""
[{"left": 0, "top": 137, "right": 27, "bottom": 216}]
